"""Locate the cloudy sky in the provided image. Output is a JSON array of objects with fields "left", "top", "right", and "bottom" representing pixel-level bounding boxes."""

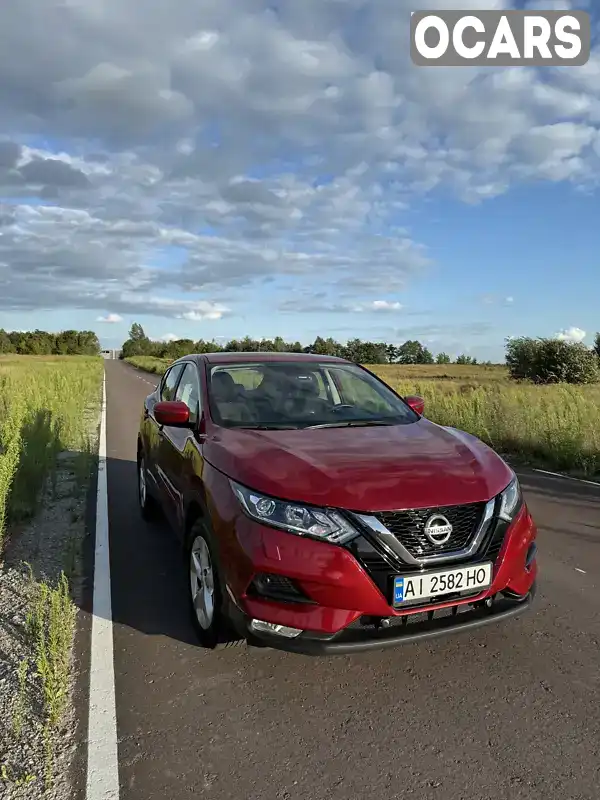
[{"left": 0, "top": 0, "right": 598, "bottom": 359}]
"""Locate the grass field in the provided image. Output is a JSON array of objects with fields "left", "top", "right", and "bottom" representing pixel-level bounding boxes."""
[
  {"left": 0, "top": 355, "right": 104, "bottom": 549},
  {"left": 126, "top": 355, "right": 600, "bottom": 477},
  {"left": 0, "top": 355, "right": 103, "bottom": 791}
]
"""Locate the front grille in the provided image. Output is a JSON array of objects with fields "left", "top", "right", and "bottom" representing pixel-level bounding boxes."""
[{"left": 372, "top": 501, "right": 485, "bottom": 558}]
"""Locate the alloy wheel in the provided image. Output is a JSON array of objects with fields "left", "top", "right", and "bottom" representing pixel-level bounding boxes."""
[{"left": 190, "top": 535, "right": 215, "bottom": 630}]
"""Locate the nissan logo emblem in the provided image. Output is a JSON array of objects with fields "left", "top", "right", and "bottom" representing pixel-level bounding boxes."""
[{"left": 423, "top": 514, "right": 453, "bottom": 545}]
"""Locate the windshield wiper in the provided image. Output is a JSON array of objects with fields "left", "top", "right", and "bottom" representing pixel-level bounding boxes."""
[
  {"left": 238, "top": 424, "right": 302, "bottom": 430},
  {"left": 304, "top": 420, "right": 400, "bottom": 430}
]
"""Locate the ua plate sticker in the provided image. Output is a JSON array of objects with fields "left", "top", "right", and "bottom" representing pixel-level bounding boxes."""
[{"left": 394, "top": 577, "right": 405, "bottom": 604}]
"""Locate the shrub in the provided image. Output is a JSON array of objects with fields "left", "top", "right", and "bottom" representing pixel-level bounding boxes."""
[{"left": 506, "top": 336, "right": 599, "bottom": 385}]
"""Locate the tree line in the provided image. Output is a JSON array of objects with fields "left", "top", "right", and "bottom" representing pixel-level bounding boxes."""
[
  {"left": 2, "top": 324, "right": 599, "bottom": 385},
  {"left": 121, "top": 323, "right": 486, "bottom": 365},
  {"left": 122, "top": 324, "right": 600, "bottom": 384},
  {"left": 0, "top": 328, "right": 101, "bottom": 355}
]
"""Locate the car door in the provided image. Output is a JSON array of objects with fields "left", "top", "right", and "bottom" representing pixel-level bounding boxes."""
[
  {"left": 150, "top": 362, "right": 185, "bottom": 517},
  {"left": 157, "top": 361, "right": 203, "bottom": 535}
]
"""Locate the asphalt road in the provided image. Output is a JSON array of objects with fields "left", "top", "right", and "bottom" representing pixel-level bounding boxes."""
[{"left": 103, "top": 359, "right": 600, "bottom": 800}]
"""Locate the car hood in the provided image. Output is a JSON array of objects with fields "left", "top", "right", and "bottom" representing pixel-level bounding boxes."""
[{"left": 204, "top": 419, "right": 513, "bottom": 512}]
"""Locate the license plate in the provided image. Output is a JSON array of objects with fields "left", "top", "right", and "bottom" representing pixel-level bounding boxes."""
[{"left": 393, "top": 562, "right": 493, "bottom": 606}]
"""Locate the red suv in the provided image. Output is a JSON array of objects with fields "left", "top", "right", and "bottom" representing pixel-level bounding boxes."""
[{"left": 137, "top": 352, "right": 537, "bottom": 654}]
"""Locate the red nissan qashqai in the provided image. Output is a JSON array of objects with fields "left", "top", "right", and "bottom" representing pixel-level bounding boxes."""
[{"left": 137, "top": 352, "right": 537, "bottom": 654}]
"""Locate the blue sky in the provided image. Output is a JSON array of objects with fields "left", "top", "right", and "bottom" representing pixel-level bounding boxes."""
[{"left": 0, "top": 0, "right": 599, "bottom": 361}]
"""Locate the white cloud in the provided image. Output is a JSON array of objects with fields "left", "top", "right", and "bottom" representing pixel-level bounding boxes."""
[
  {"left": 554, "top": 326, "right": 586, "bottom": 343},
  {"left": 96, "top": 313, "right": 123, "bottom": 323},
  {"left": 368, "top": 300, "right": 402, "bottom": 312},
  {"left": 351, "top": 299, "right": 403, "bottom": 312},
  {"left": 158, "top": 333, "right": 178, "bottom": 343}
]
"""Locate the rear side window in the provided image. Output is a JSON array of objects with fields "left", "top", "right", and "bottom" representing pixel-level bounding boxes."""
[
  {"left": 175, "top": 363, "right": 201, "bottom": 423},
  {"left": 160, "top": 364, "right": 184, "bottom": 401}
]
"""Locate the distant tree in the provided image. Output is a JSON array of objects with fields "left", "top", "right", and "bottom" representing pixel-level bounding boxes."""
[
  {"left": 272, "top": 336, "right": 288, "bottom": 352},
  {"left": 344, "top": 338, "right": 387, "bottom": 364},
  {"left": 310, "top": 336, "right": 343, "bottom": 357},
  {"left": 396, "top": 340, "right": 429, "bottom": 364},
  {"left": 56, "top": 329, "right": 83, "bottom": 355},
  {"left": 129, "top": 322, "right": 147, "bottom": 341},
  {"left": 421, "top": 347, "right": 435, "bottom": 364},
  {"left": 594, "top": 332, "right": 600, "bottom": 361},
  {"left": 0, "top": 329, "right": 15, "bottom": 353},
  {"left": 122, "top": 321, "right": 154, "bottom": 358},
  {"left": 164, "top": 338, "right": 195, "bottom": 360},
  {"left": 505, "top": 336, "right": 599, "bottom": 384},
  {"left": 257, "top": 338, "right": 275, "bottom": 352},
  {"left": 192, "top": 339, "right": 223, "bottom": 354},
  {"left": 456, "top": 354, "right": 477, "bottom": 365},
  {"left": 240, "top": 335, "right": 258, "bottom": 352},
  {"left": 18, "top": 329, "right": 54, "bottom": 355},
  {"left": 436, "top": 352, "right": 451, "bottom": 364},
  {"left": 77, "top": 331, "right": 101, "bottom": 355},
  {"left": 386, "top": 344, "right": 398, "bottom": 364}
]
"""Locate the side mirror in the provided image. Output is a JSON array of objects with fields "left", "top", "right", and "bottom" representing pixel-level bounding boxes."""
[
  {"left": 154, "top": 400, "right": 191, "bottom": 427},
  {"left": 404, "top": 395, "right": 425, "bottom": 416}
]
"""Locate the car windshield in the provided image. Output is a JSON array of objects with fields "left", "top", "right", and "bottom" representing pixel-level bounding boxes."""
[{"left": 207, "top": 361, "right": 419, "bottom": 429}]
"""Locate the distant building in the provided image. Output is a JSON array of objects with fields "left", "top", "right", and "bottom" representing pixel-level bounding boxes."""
[{"left": 101, "top": 349, "right": 121, "bottom": 360}]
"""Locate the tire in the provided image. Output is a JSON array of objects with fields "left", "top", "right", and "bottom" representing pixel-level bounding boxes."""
[
  {"left": 186, "top": 519, "right": 246, "bottom": 650},
  {"left": 137, "top": 451, "right": 157, "bottom": 521}
]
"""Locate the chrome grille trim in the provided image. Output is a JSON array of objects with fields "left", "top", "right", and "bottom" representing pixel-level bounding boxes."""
[{"left": 352, "top": 498, "right": 496, "bottom": 567}]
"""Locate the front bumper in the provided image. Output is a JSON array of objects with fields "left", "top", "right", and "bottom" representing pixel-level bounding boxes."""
[
  {"left": 245, "top": 581, "right": 536, "bottom": 655},
  {"left": 231, "top": 501, "right": 538, "bottom": 654}
]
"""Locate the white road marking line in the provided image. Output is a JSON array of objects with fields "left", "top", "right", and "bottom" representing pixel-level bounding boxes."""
[
  {"left": 575, "top": 568, "right": 587, "bottom": 574},
  {"left": 86, "top": 369, "right": 120, "bottom": 800},
  {"left": 533, "top": 468, "right": 600, "bottom": 487},
  {"left": 534, "top": 469, "right": 564, "bottom": 478}
]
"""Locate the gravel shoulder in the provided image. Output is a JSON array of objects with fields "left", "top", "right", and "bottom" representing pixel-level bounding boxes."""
[{"left": 0, "top": 446, "right": 95, "bottom": 799}]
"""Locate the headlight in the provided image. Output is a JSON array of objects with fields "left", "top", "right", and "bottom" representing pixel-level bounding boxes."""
[
  {"left": 230, "top": 480, "right": 359, "bottom": 544},
  {"left": 498, "top": 475, "right": 523, "bottom": 522}
]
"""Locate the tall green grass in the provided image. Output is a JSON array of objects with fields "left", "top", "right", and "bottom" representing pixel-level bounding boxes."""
[
  {"left": 25, "top": 569, "right": 77, "bottom": 788},
  {"left": 0, "top": 355, "right": 102, "bottom": 790},
  {"left": 126, "top": 355, "right": 172, "bottom": 374},
  {"left": 0, "top": 355, "right": 103, "bottom": 549},
  {"left": 389, "top": 379, "right": 600, "bottom": 476}
]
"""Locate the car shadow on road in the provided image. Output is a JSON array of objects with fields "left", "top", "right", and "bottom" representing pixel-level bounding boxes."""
[{"left": 103, "top": 455, "right": 201, "bottom": 647}]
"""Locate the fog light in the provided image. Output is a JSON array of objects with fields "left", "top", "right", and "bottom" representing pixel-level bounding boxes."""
[{"left": 250, "top": 619, "right": 303, "bottom": 638}]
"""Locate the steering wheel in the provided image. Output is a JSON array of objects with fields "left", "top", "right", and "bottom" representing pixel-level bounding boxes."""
[{"left": 331, "top": 404, "right": 355, "bottom": 413}]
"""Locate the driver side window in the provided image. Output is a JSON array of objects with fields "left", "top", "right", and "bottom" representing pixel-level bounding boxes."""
[
  {"left": 161, "top": 364, "right": 184, "bottom": 401},
  {"left": 175, "top": 363, "right": 201, "bottom": 424},
  {"left": 331, "top": 367, "right": 391, "bottom": 413}
]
